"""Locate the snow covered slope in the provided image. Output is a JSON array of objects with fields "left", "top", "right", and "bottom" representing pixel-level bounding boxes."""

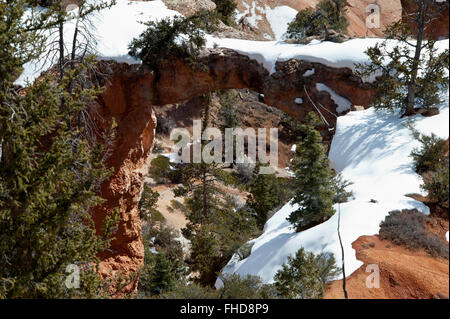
[{"left": 217, "top": 90, "right": 449, "bottom": 285}]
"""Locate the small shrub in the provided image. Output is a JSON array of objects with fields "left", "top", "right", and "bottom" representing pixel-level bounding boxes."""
[
  {"left": 160, "top": 281, "right": 218, "bottom": 299},
  {"left": 217, "top": 274, "right": 277, "bottom": 299},
  {"left": 139, "top": 184, "right": 161, "bottom": 220},
  {"left": 236, "top": 241, "right": 254, "bottom": 260},
  {"left": 273, "top": 248, "right": 341, "bottom": 299},
  {"left": 235, "top": 160, "right": 255, "bottom": 183},
  {"left": 149, "top": 155, "right": 172, "bottom": 184},
  {"left": 212, "top": 0, "right": 237, "bottom": 26},
  {"left": 128, "top": 10, "right": 218, "bottom": 68},
  {"left": 422, "top": 158, "right": 449, "bottom": 205},
  {"left": 286, "top": 0, "right": 347, "bottom": 42},
  {"left": 154, "top": 225, "right": 182, "bottom": 252},
  {"left": 152, "top": 141, "right": 165, "bottom": 154},
  {"left": 410, "top": 132, "right": 448, "bottom": 174},
  {"left": 379, "top": 209, "right": 449, "bottom": 258}
]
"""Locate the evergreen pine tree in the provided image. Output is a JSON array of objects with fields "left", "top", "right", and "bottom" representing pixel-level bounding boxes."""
[
  {"left": 273, "top": 248, "right": 341, "bottom": 299},
  {"left": 128, "top": 9, "right": 219, "bottom": 69},
  {"left": 139, "top": 251, "right": 177, "bottom": 296},
  {"left": 0, "top": 0, "right": 118, "bottom": 298},
  {"left": 174, "top": 95, "right": 259, "bottom": 286},
  {"left": 356, "top": 0, "right": 449, "bottom": 116},
  {"left": 288, "top": 112, "right": 335, "bottom": 231},
  {"left": 247, "top": 163, "right": 282, "bottom": 228}
]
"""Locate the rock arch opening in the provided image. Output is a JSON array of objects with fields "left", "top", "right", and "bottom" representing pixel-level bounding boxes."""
[{"left": 94, "top": 48, "right": 375, "bottom": 293}]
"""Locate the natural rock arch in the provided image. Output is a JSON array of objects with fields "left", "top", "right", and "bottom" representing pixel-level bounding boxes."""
[{"left": 93, "top": 48, "right": 375, "bottom": 293}]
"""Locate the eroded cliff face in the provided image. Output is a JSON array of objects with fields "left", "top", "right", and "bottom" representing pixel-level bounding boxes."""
[
  {"left": 92, "top": 63, "right": 157, "bottom": 293},
  {"left": 92, "top": 49, "right": 375, "bottom": 294}
]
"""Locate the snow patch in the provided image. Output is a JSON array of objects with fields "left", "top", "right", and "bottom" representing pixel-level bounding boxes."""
[
  {"left": 264, "top": 5, "right": 298, "bottom": 40},
  {"left": 303, "top": 68, "right": 315, "bottom": 76},
  {"left": 316, "top": 83, "right": 352, "bottom": 113}
]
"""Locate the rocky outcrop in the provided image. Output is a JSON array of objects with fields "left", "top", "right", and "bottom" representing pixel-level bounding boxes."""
[
  {"left": 94, "top": 49, "right": 375, "bottom": 294},
  {"left": 92, "top": 63, "right": 157, "bottom": 293},
  {"left": 162, "top": 0, "right": 216, "bottom": 17}
]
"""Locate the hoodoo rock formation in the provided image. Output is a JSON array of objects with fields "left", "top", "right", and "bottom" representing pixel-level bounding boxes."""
[{"left": 93, "top": 49, "right": 375, "bottom": 293}]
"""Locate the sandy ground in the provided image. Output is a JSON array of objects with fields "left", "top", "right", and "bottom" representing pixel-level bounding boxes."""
[{"left": 151, "top": 184, "right": 189, "bottom": 230}]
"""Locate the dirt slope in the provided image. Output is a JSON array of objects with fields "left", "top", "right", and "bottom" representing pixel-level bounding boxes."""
[{"left": 325, "top": 235, "right": 449, "bottom": 299}]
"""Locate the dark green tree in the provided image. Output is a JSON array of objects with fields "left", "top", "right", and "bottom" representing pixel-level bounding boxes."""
[
  {"left": 409, "top": 130, "right": 449, "bottom": 207},
  {"left": 0, "top": 0, "right": 118, "bottom": 298},
  {"left": 212, "top": 0, "right": 237, "bottom": 26},
  {"left": 288, "top": 112, "right": 335, "bottom": 231},
  {"left": 139, "top": 184, "right": 161, "bottom": 221},
  {"left": 356, "top": 0, "right": 449, "bottom": 116},
  {"left": 128, "top": 10, "right": 219, "bottom": 69},
  {"left": 174, "top": 96, "right": 259, "bottom": 286},
  {"left": 273, "top": 248, "right": 341, "bottom": 299},
  {"left": 149, "top": 155, "right": 172, "bottom": 184},
  {"left": 138, "top": 251, "right": 177, "bottom": 296},
  {"left": 247, "top": 163, "right": 282, "bottom": 228},
  {"left": 218, "top": 90, "right": 240, "bottom": 133}
]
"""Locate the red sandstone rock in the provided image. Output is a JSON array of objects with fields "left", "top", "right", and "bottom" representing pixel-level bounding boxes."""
[{"left": 94, "top": 50, "right": 375, "bottom": 294}]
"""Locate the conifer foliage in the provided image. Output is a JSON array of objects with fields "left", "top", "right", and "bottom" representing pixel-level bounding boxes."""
[
  {"left": 288, "top": 113, "right": 336, "bottom": 231},
  {"left": 128, "top": 10, "right": 219, "bottom": 68},
  {"left": 0, "top": 0, "right": 117, "bottom": 298},
  {"left": 212, "top": 0, "right": 237, "bottom": 26},
  {"left": 274, "top": 248, "right": 341, "bottom": 299}
]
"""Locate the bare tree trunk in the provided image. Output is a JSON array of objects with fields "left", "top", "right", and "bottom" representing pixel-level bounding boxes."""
[
  {"left": 202, "top": 168, "right": 208, "bottom": 220},
  {"left": 405, "top": 0, "right": 428, "bottom": 116},
  {"left": 58, "top": 20, "right": 65, "bottom": 81}
]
